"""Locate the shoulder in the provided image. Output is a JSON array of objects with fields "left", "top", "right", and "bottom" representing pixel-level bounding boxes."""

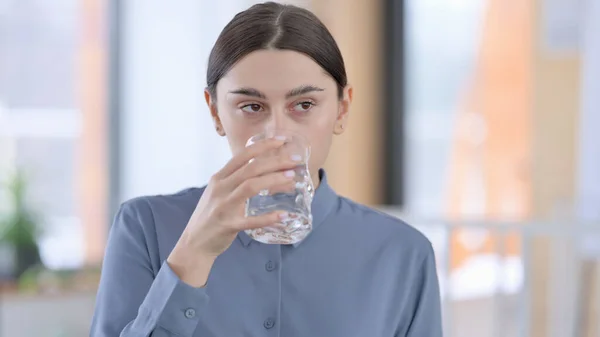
[
  {"left": 113, "top": 187, "right": 206, "bottom": 237},
  {"left": 117, "top": 187, "right": 205, "bottom": 220},
  {"left": 124, "top": 187, "right": 205, "bottom": 212},
  {"left": 336, "top": 196, "right": 434, "bottom": 259},
  {"left": 109, "top": 187, "right": 208, "bottom": 263}
]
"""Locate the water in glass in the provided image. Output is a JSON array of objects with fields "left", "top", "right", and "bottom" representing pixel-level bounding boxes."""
[{"left": 244, "top": 130, "right": 314, "bottom": 244}]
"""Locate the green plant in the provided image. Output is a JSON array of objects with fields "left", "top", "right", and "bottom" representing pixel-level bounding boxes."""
[{"left": 0, "top": 169, "right": 43, "bottom": 279}]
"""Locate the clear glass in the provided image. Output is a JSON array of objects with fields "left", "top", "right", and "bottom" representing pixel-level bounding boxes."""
[{"left": 244, "top": 129, "right": 314, "bottom": 244}]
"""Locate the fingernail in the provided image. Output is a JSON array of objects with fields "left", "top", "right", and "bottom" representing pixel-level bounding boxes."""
[
  {"left": 274, "top": 135, "right": 287, "bottom": 141},
  {"left": 278, "top": 212, "right": 289, "bottom": 220},
  {"left": 283, "top": 169, "right": 295, "bottom": 178},
  {"left": 290, "top": 154, "right": 302, "bottom": 162}
]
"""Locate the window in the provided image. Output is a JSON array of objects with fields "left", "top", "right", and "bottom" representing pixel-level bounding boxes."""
[{"left": 0, "top": 0, "right": 108, "bottom": 270}]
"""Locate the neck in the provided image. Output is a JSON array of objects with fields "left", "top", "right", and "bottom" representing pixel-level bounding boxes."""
[{"left": 310, "top": 169, "right": 322, "bottom": 190}]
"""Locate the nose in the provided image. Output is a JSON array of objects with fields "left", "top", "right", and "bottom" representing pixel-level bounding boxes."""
[{"left": 265, "top": 109, "right": 292, "bottom": 131}]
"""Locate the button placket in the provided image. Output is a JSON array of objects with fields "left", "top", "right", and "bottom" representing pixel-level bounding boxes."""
[
  {"left": 184, "top": 308, "right": 196, "bottom": 319},
  {"left": 262, "top": 245, "right": 281, "bottom": 333},
  {"left": 263, "top": 317, "right": 276, "bottom": 329},
  {"left": 265, "top": 260, "right": 277, "bottom": 272}
]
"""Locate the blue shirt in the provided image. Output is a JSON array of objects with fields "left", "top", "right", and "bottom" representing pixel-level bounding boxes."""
[{"left": 90, "top": 170, "right": 443, "bottom": 337}]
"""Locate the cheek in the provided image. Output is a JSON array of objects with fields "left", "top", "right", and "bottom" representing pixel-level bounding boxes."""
[
  {"left": 304, "top": 103, "right": 338, "bottom": 162},
  {"left": 218, "top": 101, "right": 338, "bottom": 159},
  {"left": 306, "top": 128, "right": 334, "bottom": 171},
  {"left": 220, "top": 122, "right": 250, "bottom": 156},
  {"left": 216, "top": 105, "right": 256, "bottom": 154},
  {"left": 314, "top": 100, "right": 340, "bottom": 125},
  {"left": 229, "top": 130, "right": 264, "bottom": 156}
]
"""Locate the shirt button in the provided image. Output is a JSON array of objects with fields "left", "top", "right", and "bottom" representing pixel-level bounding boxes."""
[
  {"left": 265, "top": 260, "right": 277, "bottom": 272},
  {"left": 263, "top": 317, "right": 276, "bottom": 329},
  {"left": 184, "top": 308, "right": 196, "bottom": 319}
]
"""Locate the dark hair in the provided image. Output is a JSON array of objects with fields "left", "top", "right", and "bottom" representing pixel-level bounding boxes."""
[{"left": 206, "top": 2, "right": 347, "bottom": 99}]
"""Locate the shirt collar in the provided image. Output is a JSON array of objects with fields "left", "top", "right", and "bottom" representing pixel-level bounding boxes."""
[{"left": 238, "top": 168, "right": 337, "bottom": 247}]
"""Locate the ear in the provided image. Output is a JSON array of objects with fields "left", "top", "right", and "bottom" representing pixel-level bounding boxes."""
[
  {"left": 205, "top": 89, "right": 226, "bottom": 136},
  {"left": 334, "top": 85, "right": 353, "bottom": 135}
]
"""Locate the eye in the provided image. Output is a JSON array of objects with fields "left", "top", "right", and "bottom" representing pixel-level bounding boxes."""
[
  {"left": 240, "top": 103, "right": 263, "bottom": 114},
  {"left": 292, "top": 101, "right": 315, "bottom": 113}
]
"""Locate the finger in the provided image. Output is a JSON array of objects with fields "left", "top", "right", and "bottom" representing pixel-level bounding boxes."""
[
  {"left": 232, "top": 211, "right": 288, "bottom": 231},
  {"left": 264, "top": 180, "right": 297, "bottom": 195},
  {"left": 214, "top": 138, "right": 285, "bottom": 179},
  {"left": 225, "top": 151, "right": 302, "bottom": 189},
  {"left": 228, "top": 171, "right": 296, "bottom": 203}
]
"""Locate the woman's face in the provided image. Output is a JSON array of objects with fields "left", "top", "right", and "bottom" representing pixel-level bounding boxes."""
[{"left": 205, "top": 49, "right": 352, "bottom": 179}]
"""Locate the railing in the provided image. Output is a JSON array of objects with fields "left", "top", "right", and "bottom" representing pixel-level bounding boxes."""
[{"left": 380, "top": 208, "right": 600, "bottom": 337}]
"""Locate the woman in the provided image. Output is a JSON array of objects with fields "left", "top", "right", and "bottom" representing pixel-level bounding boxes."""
[{"left": 90, "top": 2, "right": 442, "bottom": 336}]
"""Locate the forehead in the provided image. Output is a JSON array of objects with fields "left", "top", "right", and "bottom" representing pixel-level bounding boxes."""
[{"left": 217, "top": 49, "right": 335, "bottom": 97}]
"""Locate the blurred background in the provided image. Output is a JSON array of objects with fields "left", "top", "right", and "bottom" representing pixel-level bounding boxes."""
[{"left": 0, "top": 0, "right": 598, "bottom": 336}]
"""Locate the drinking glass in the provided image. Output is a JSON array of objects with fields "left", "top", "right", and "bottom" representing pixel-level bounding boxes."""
[{"left": 244, "top": 129, "right": 314, "bottom": 244}]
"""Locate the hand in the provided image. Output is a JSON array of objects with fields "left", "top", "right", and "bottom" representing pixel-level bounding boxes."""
[{"left": 167, "top": 138, "right": 299, "bottom": 286}]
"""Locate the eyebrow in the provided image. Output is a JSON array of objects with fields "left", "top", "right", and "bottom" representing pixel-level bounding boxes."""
[
  {"left": 285, "top": 85, "right": 324, "bottom": 99},
  {"left": 228, "top": 85, "right": 325, "bottom": 100},
  {"left": 228, "top": 88, "right": 267, "bottom": 99}
]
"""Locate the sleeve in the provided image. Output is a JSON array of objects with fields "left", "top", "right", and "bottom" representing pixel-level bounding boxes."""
[
  {"left": 404, "top": 244, "right": 444, "bottom": 337},
  {"left": 90, "top": 200, "right": 210, "bottom": 337}
]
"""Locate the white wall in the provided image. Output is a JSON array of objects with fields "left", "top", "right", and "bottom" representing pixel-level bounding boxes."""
[
  {"left": 119, "top": 0, "right": 262, "bottom": 201},
  {"left": 577, "top": 0, "right": 600, "bottom": 256}
]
